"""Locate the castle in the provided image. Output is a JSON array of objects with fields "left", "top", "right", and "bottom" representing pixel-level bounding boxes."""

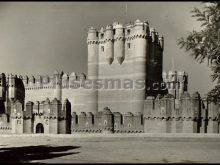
[{"left": 0, "top": 19, "right": 219, "bottom": 134}]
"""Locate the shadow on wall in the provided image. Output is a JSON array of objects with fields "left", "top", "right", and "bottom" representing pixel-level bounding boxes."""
[{"left": 0, "top": 145, "right": 80, "bottom": 163}]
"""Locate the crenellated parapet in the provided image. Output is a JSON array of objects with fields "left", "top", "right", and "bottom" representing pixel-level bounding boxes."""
[
  {"left": 162, "top": 70, "right": 188, "bottom": 100},
  {"left": 144, "top": 91, "right": 220, "bottom": 133},
  {"left": 163, "top": 70, "right": 188, "bottom": 83},
  {"left": 87, "top": 26, "right": 99, "bottom": 45},
  {"left": 87, "top": 19, "right": 163, "bottom": 66},
  {"left": 89, "top": 19, "right": 163, "bottom": 44},
  {"left": 8, "top": 98, "right": 72, "bottom": 134},
  {"left": 71, "top": 107, "right": 144, "bottom": 133},
  {"left": 22, "top": 71, "right": 87, "bottom": 90},
  {"left": 200, "top": 95, "right": 220, "bottom": 133},
  {"left": 0, "top": 113, "right": 11, "bottom": 134},
  {"left": 26, "top": 98, "right": 70, "bottom": 120},
  {"left": 9, "top": 98, "right": 70, "bottom": 120}
]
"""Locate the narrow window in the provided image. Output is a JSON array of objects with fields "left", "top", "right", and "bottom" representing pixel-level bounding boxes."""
[
  {"left": 127, "top": 43, "right": 131, "bottom": 49},
  {"left": 76, "top": 115, "right": 78, "bottom": 124},
  {"left": 113, "top": 29, "right": 116, "bottom": 35},
  {"left": 121, "top": 115, "right": 123, "bottom": 125},
  {"left": 101, "top": 33, "right": 104, "bottom": 39},
  {"left": 128, "top": 123, "right": 131, "bottom": 128},
  {"left": 127, "top": 29, "right": 131, "bottom": 35},
  {"left": 141, "top": 114, "right": 143, "bottom": 125},
  {"left": 96, "top": 32, "right": 99, "bottom": 37},
  {"left": 92, "top": 116, "right": 94, "bottom": 124},
  {"left": 101, "top": 46, "right": 104, "bottom": 52}
]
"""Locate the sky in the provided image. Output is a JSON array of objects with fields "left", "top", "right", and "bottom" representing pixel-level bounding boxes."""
[{"left": 0, "top": 2, "right": 216, "bottom": 96}]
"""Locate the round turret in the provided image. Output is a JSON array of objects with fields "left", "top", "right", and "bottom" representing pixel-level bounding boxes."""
[
  {"left": 177, "top": 71, "right": 185, "bottom": 82},
  {"left": 69, "top": 72, "right": 77, "bottom": 80},
  {"left": 29, "top": 75, "right": 35, "bottom": 84},
  {"left": 87, "top": 25, "right": 99, "bottom": 115},
  {"left": 168, "top": 70, "right": 177, "bottom": 81},
  {"left": 43, "top": 75, "right": 50, "bottom": 84},
  {"left": 23, "top": 75, "right": 29, "bottom": 84},
  {"left": 87, "top": 27, "right": 98, "bottom": 41},
  {"left": 99, "top": 27, "right": 105, "bottom": 39},
  {"left": 133, "top": 19, "right": 148, "bottom": 114},
  {"left": 78, "top": 73, "right": 86, "bottom": 81},
  {"left": 162, "top": 72, "right": 167, "bottom": 81},
  {"left": 159, "top": 35, "right": 164, "bottom": 50},
  {"left": 150, "top": 28, "right": 156, "bottom": 42},
  {"left": 105, "top": 25, "right": 113, "bottom": 38},
  {"left": 113, "top": 22, "right": 123, "bottom": 29},
  {"left": 133, "top": 19, "right": 146, "bottom": 35},
  {"left": 155, "top": 32, "right": 159, "bottom": 43},
  {"left": 8, "top": 74, "right": 16, "bottom": 100},
  {"left": 113, "top": 22, "right": 125, "bottom": 64},
  {"left": 143, "top": 21, "right": 150, "bottom": 35},
  {"left": 62, "top": 73, "right": 68, "bottom": 78},
  {"left": 104, "top": 25, "right": 114, "bottom": 65},
  {"left": 36, "top": 75, "right": 42, "bottom": 84},
  {"left": 134, "top": 19, "right": 142, "bottom": 25},
  {"left": 62, "top": 73, "right": 69, "bottom": 87}
]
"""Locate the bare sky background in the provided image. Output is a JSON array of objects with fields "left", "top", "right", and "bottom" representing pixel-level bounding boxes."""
[{"left": 0, "top": 2, "right": 216, "bottom": 96}]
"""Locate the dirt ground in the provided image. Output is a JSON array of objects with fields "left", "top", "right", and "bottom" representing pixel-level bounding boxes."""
[{"left": 0, "top": 133, "right": 220, "bottom": 163}]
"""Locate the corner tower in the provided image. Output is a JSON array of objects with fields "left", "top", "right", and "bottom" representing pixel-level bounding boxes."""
[
  {"left": 132, "top": 19, "right": 150, "bottom": 113},
  {"left": 113, "top": 22, "right": 125, "bottom": 64},
  {"left": 87, "top": 27, "right": 99, "bottom": 114}
]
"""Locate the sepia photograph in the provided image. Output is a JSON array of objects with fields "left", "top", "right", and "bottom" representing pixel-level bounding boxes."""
[{"left": 0, "top": 1, "right": 219, "bottom": 164}]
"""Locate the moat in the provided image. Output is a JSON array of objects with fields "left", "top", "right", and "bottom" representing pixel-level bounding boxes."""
[{"left": 0, "top": 133, "right": 220, "bottom": 163}]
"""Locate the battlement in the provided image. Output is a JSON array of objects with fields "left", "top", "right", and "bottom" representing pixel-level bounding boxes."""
[
  {"left": 87, "top": 19, "right": 163, "bottom": 47},
  {"left": 13, "top": 98, "right": 71, "bottom": 119},
  {"left": 145, "top": 92, "right": 200, "bottom": 119},
  {"left": 144, "top": 91, "right": 220, "bottom": 133},
  {"left": 71, "top": 107, "right": 144, "bottom": 133},
  {"left": 16, "top": 71, "right": 88, "bottom": 90},
  {"left": 162, "top": 70, "right": 188, "bottom": 82},
  {"left": 162, "top": 70, "right": 188, "bottom": 99}
]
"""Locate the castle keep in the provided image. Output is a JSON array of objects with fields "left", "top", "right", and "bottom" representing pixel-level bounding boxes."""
[{"left": 0, "top": 19, "right": 219, "bottom": 134}]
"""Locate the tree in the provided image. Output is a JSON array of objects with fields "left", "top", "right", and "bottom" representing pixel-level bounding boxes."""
[{"left": 178, "top": 1, "right": 220, "bottom": 103}]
